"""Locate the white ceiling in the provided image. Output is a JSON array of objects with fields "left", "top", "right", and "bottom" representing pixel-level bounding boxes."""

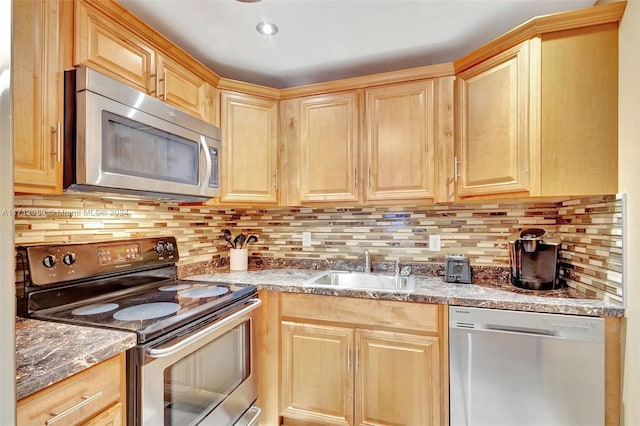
[{"left": 117, "top": 0, "right": 596, "bottom": 89}]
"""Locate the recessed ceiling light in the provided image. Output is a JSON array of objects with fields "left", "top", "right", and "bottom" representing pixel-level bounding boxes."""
[
  {"left": 256, "top": 22, "right": 279, "bottom": 36},
  {"left": 236, "top": 0, "right": 262, "bottom": 2}
]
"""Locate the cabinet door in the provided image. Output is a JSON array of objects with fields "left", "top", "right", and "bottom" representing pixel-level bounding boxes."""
[
  {"left": 220, "top": 91, "right": 279, "bottom": 204},
  {"left": 281, "top": 321, "right": 354, "bottom": 425},
  {"left": 299, "top": 92, "right": 360, "bottom": 203},
  {"left": 355, "top": 329, "right": 441, "bottom": 426},
  {"left": 74, "top": 0, "right": 155, "bottom": 93},
  {"left": 365, "top": 80, "right": 436, "bottom": 202},
  {"left": 13, "top": 0, "right": 68, "bottom": 194},
  {"left": 157, "top": 55, "right": 217, "bottom": 124},
  {"left": 456, "top": 41, "right": 531, "bottom": 197}
]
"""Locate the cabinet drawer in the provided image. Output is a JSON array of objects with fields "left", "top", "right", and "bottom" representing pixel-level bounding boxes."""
[
  {"left": 281, "top": 293, "right": 440, "bottom": 333},
  {"left": 83, "top": 402, "right": 123, "bottom": 426},
  {"left": 17, "top": 355, "right": 123, "bottom": 426}
]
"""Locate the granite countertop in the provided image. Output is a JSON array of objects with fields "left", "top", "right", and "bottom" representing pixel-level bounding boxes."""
[
  {"left": 15, "top": 318, "right": 137, "bottom": 400},
  {"left": 15, "top": 267, "right": 623, "bottom": 401},
  {"left": 188, "top": 268, "right": 625, "bottom": 317}
]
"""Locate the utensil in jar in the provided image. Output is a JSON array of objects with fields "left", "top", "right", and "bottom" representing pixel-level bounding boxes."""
[
  {"left": 233, "top": 233, "right": 245, "bottom": 250},
  {"left": 243, "top": 235, "right": 258, "bottom": 248},
  {"left": 223, "top": 229, "right": 234, "bottom": 248}
]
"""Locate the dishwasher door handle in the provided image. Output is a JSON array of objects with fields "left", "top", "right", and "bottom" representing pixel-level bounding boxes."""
[
  {"left": 452, "top": 324, "right": 568, "bottom": 339},
  {"left": 484, "top": 324, "right": 561, "bottom": 338}
]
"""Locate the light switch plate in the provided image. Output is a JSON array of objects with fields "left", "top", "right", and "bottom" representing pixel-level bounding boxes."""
[
  {"left": 429, "top": 234, "right": 441, "bottom": 251},
  {"left": 302, "top": 231, "right": 312, "bottom": 247}
]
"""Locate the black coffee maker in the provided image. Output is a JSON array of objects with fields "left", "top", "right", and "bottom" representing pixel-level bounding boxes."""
[{"left": 507, "top": 228, "right": 561, "bottom": 290}]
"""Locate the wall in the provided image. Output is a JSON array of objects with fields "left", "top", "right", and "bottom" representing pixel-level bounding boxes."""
[
  {"left": 0, "top": 0, "right": 15, "bottom": 422},
  {"left": 14, "top": 194, "right": 229, "bottom": 264},
  {"left": 15, "top": 193, "right": 623, "bottom": 302},
  {"left": 617, "top": 0, "right": 640, "bottom": 423}
]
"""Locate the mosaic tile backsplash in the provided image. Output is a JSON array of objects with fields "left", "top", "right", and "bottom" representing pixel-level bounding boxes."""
[{"left": 13, "top": 193, "right": 623, "bottom": 303}]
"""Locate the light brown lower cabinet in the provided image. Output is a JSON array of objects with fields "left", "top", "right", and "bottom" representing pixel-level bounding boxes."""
[
  {"left": 17, "top": 354, "right": 126, "bottom": 426},
  {"left": 82, "top": 402, "right": 123, "bottom": 426},
  {"left": 356, "top": 330, "right": 440, "bottom": 425},
  {"left": 274, "top": 293, "right": 447, "bottom": 426},
  {"left": 281, "top": 322, "right": 354, "bottom": 425}
]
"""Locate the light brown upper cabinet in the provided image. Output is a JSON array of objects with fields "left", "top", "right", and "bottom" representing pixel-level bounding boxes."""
[
  {"left": 282, "top": 91, "right": 361, "bottom": 204},
  {"left": 280, "top": 78, "right": 454, "bottom": 206},
  {"left": 220, "top": 91, "right": 279, "bottom": 205},
  {"left": 456, "top": 42, "right": 531, "bottom": 198},
  {"left": 156, "top": 55, "right": 218, "bottom": 125},
  {"left": 75, "top": 0, "right": 156, "bottom": 94},
  {"left": 13, "top": 0, "right": 71, "bottom": 195},
  {"left": 75, "top": 1, "right": 219, "bottom": 124},
  {"left": 456, "top": 21, "right": 619, "bottom": 199},
  {"left": 365, "top": 79, "right": 454, "bottom": 203}
]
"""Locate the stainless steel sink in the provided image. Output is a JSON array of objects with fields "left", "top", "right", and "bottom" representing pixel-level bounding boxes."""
[{"left": 304, "top": 270, "right": 415, "bottom": 292}]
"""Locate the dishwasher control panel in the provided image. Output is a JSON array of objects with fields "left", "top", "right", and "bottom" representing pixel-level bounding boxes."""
[{"left": 449, "top": 306, "right": 605, "bottom": 342}]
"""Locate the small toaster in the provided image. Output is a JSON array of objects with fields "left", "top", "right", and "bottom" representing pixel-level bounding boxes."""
[{"left": 445, "top": 255, "right": 471, "bottom": 284}]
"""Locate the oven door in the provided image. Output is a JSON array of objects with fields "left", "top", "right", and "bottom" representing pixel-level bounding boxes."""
[{"left": 136, "top": 298, "right": 261, "bottom": 426}]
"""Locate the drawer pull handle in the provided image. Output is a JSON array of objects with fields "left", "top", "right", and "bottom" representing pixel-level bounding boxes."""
[{"left": 45, "top": 391, "right": 103, "bottom": 425}]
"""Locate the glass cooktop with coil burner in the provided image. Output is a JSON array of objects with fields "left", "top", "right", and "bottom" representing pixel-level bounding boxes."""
[{"left": 17, "top": 236, "right": 257, "bottom": 343}]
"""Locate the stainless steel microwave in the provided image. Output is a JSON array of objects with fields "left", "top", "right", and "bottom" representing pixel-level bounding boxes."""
[{"left": 64, "top": 67, "right": 221, "bottom": 201}]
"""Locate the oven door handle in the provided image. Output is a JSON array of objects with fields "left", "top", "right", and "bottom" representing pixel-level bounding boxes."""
[
  {"left": 234, "top": 406, "right": 261, "bottom": 426},
  {"left": 146, "top": 298, "right": 262, "bottom": 358}
]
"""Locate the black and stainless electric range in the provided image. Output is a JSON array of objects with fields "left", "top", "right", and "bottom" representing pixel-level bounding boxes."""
[{"left": 17, "top": 236, "right": 261, "bottom": 426}]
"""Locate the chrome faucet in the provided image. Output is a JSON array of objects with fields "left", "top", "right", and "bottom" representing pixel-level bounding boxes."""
[
  {"left": 394, "top": 258, "right": 400, "bottom": 276},
  {"left": 364, "top": 249, "right": 371, "bottom": 273}
]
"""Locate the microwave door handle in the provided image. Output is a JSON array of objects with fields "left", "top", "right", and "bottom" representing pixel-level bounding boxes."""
[
  {"left": 146, "top": 298, "right": 262, "bottom": 358},
  {"left": 200, "top": 136, "right": 212, "bottom": 195}
]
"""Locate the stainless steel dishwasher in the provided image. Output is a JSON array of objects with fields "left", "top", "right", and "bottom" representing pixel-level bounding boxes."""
[{"left": 449, "top": 306, "right": 605, "bottom": 426}]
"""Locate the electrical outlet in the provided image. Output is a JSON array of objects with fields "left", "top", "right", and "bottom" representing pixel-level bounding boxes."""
[
  {"left": 302, "top": 232, "right": 312, "bottom": 247},
  {"left": 429, "top": 234, "right": 441, "bottom": 251}
]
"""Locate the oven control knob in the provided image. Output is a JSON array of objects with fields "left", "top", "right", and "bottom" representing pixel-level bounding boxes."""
[
  {"left": 62, "top": 252, "right": 76, "bottom": 266},
  {"left": 154, "top": 242, "right": 165, "bottom": 254},
  {"left": 42, "top": 255, "right": 56, "bottom": 268},
  {"left": 165, "top": 242, "right": 175, "bottom": 253}
]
